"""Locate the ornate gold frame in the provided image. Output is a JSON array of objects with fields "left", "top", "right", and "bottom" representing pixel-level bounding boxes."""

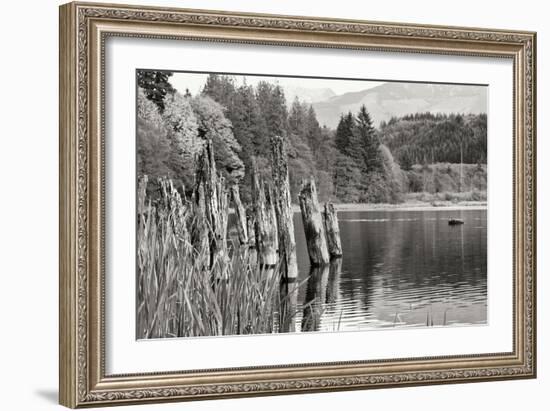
[{"left": 59, "top": 1, "right": 536, "bottom": 408}]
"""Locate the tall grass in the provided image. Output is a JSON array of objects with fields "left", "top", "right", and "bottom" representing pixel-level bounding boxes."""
[{"left": 136, "top": 176, "right": 291, "bottom": 339}]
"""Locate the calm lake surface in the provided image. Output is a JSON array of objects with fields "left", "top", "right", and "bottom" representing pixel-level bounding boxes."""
[{"left": 285, "top": 208, "right": 487, "bottom": 333}]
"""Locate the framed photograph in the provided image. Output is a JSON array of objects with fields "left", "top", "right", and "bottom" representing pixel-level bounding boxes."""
[{"left": 59, "top": 2, "right": 536, "bottom": 408}]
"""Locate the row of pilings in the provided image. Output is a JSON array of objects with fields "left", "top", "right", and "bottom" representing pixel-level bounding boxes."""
[{"left": 192, "top": 135, "right": 342, "bottom": 282}]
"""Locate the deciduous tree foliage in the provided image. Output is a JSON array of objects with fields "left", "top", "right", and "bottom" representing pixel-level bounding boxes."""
[
  {"left": 137, "top": 84, "right": 243, "bottom": 195},
  {"left": 190, "top": 95, "right": 244, "bottom": 184}
]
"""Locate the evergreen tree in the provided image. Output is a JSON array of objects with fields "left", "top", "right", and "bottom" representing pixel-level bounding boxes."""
[
  {"left": 231, "top": 84, "right": 263, "bottom": 201},
  {"left": 334, "top": 112, "right": 355, "bottom": 156},
  {"left": 256, "top": 81, "right": 288, "bottom": 142},
  {"left": 316, "top": 126, "right": 337, "bottom": 172},
  {"left": 355, "top": 105, "right": 382, "bottom": 174},
  {"left": 333, "top": 153, "right": 362, "bottom": 203},
  {"left": 288, "top": 98, "right": 307, "bottom": 137},
  {"left": 380, "top": 112, "right": 487, "bottom": 165},
  {"left": 305, "top": 105, "right": 323, "bottom": 157},
  {"left": 137, "top": 70, "right": 175, "bottom": 111},
  {"left": 201, "top": 74, "right": 236, "bottom": 109}
]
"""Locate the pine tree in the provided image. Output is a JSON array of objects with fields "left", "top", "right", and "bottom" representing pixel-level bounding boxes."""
[
  {"left": 137, "top": 70, "right": 175, "bottom": 111},
  {"left": 256, "top": 82, "right": 288, "bottom": 142},
  {"left": 305, "top": 105, "right": 322, "bottom": 155},
  {"left": 201, "top": 74, "right": 236, "bottom": 109},
  {"left": 231, "top": 84, "right": 263, "bottom": 201},
  {"left": 288, "top": 98, "right": 307, "bottom": 137},
  {"left": 355, "top": 105, "right": 382, "bottom": 174},
  {"left": 334, "top": 112, "right": 355, "bottom": 156}
]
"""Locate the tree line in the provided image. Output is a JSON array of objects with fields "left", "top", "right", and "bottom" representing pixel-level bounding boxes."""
[
  {"left": 380, "top": 112, "right": 487, "bottom": 169},
  {"left": 137, "top": 71, "right": 487, "bottom": 204}
]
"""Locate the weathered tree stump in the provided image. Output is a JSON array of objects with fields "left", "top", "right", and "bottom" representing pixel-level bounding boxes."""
[
  {"left": 265, "top": 183, "right": 279, "bottom": 254},
  {"left": 298, "top": 178, "right": 330, "bottom": 266},
  {"left": 194, "top": 140, "right": 228, "bottom": 270},
  {"left": 246, "top": 212, "right": 256, "bottom": 249},
  {"left": 191, "top": 181, "right": 209, "bottom": 254},
  {"left": 323, "top": 202, "right": 343, "bottom": 258},
  {"left": 251, "top": 161, "right": 278, "bottom": 267},
  {"left": 271, "top": 135, "right": 298, "bottom": 280},
  {"left": 230, "top": 184, "right": 248, "bottom": 245}
]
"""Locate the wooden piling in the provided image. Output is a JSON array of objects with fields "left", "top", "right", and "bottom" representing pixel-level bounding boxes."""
[
  {"left": 230, "top": 184, "right": 248, "bottom": 245},
  {"left": 246, "top": 212, "right": 256, "bottom": 248},
  {"left": 191, "top": 181, "right": 209, "bottom": 254},
  {"left": 323, "top": 202, "right": 343, "bottom": 258},
  {"left": 298, "top": 178, "right": 330, "bottom": 266},
  {"left": 265, "top": 183, "right": 279, "bottom": 254},
  {"left": 271, "top": 135, "right": 298, "bottom": 280},
  {"left": 251, "top": 161, "right": 278, "bottom": 267},
  {"left": 194, "top": 140, "right": 228, "bottom": 269}
]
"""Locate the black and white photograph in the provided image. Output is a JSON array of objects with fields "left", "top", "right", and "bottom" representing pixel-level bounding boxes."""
[{"left": 136, "top": 70, "right": 488, "bottom": 339}]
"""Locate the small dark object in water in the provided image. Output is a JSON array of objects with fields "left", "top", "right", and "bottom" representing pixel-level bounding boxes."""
[{"left": 448, "top": 218, "right": 465, "bottom": 226}]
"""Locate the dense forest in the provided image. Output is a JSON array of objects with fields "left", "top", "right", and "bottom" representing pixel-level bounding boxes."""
[
  {"left": 380, "top": 112, "right": 487, "bottom": 168},
  {"left": 137, "top": 71, "right": 487, "bottom": 204}
]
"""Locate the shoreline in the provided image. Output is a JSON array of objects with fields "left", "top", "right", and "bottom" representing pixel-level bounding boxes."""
[{"left": 290, "top": 201, "right": 487, "bottom": 213}]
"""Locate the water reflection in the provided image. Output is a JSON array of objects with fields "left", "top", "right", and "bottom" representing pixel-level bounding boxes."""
[
  {"left": 278, "top": 280, "right": 299, "bottom": 333},
  {"left": 291, "top": 209, "right": 487, "bottom": 332},
  {"left": 326, "top": 258, "right": 342, "bottom": 305},
  {"left": 301, "top": 265, "right": 329, "bottom": 332}
]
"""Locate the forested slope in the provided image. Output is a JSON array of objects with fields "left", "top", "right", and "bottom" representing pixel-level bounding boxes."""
[{"left": 137, "top": 71, "right": 487, "bottom": 205}]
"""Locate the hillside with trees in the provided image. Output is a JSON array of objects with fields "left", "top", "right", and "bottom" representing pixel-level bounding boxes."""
[
  {"left": 379, "top": 112, "right": 487, "bottom": 168},
  {"left": 137, "top": 71, "right": 487, "bottom": 205}
]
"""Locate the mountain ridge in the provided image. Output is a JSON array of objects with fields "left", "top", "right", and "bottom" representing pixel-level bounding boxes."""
[{"left": 311, "top": 82, "right": 487, "bottom": 128}]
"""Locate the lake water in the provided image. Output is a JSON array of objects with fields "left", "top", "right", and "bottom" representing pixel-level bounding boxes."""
[{"left": 281, "top": 208, "right": 487, "bottom": 333}]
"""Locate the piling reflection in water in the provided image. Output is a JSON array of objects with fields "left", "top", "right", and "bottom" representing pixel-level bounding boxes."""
[
  {"left": 300, "top": 265, "right": 329, "bottom": 332},
  {"left": 278, "top": 280, "right": 299, "bottom": 333},
  {"left": 292, "top": 209, "right": 487, "bottom": 332},
  {"left": 235, "top": 208, "right": 487, "bottom": 334},
  {"left": 326, "top": 257, "right": 342, "bottom": 306}
]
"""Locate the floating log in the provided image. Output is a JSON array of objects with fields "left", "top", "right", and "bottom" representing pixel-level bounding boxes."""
[
  {"left": 271, "top": 135, "right": 298, "bottom": 280},
  {"left": 298, "top": 178, "right": 330, "bottom": 266},
  {"left": 323, "top": 202, "right": 343, "bottom": 258},
  {"left": 251, "top": 161, "right": 278, "bottom": 267},
  {"left": 448, "top": 218, "right": 465, "bottom": 226},
  {"left": 230, "top": 184, "right": 248, "bottom": 245},
  {"left": 194, "top": 140, "right": 228, "bottom": 269}
]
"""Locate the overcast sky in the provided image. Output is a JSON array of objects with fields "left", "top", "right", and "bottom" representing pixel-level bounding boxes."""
[{"left": 169, "top": 71, "right": 384, "bottom": 99}]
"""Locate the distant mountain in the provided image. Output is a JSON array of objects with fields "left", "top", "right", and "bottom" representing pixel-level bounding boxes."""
[
  {"left": 284, "top": 86, "right": 336, "bottom": 105},
  {"left": 312, "top": 82, "right": 487, "bottom": 128}
]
